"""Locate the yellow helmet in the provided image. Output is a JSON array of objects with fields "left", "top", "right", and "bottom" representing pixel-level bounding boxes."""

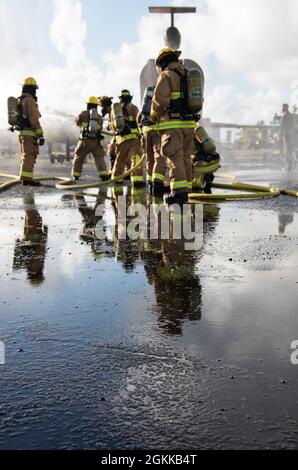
[
  {"left": 23, "top": 77, "right": 38, "bottom": 87},
  {"left": 156, "top": 48, "right": 181, "bottom": 66},
  {"left": 86, "top": 96, "right": 99, "bottom": 105}
]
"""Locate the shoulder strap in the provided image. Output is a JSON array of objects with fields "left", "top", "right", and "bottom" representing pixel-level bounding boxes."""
[{"left": 169, "top": 68, "right": 187, "bottom": 79}]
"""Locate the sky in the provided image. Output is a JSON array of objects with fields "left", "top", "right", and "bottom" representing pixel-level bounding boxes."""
[{"left": 1, "top": 0, "right": 298, "bottom": 128}]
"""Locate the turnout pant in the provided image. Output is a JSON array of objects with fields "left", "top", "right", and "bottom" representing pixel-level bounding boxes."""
[
  {"left": 112, "top": 138, "right": 144, "bottom": 184},
  {"left": 72, "top": 139, "right": 108, "bottom": 178},
  {"left": 19, "top": 136, "right": 39, "bottom": 181},
  {"left": 159, "top": 128, "right": 194, "bottom": 194},
  {"left": 143, "top": 129, "right": 167, "bottom": 184}
]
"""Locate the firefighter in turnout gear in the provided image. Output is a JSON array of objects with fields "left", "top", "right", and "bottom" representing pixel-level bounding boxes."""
[
  {"left": 150, "top": 48, "right": 197, "bottom": 205},
  {"left": 279, "top": 103, "right": 295, "bottom": 171},
  {"left": 18, "top": 77, "right": 44, "bottom": 186},
  {"left": 72, "top": 97, "right": 109, "bottom": 181},
  {"left": 110, "top": 90, "right": 144, "bottom": 187},
  {"left": 138, "top": 86, "right": 168, "bottom": 197},
  {"left": 98, "top": 96, "right": 118, "bottom": 174},
  {"left": 98, "top": 96, "right": 113, "bottom": 119},
  {"left": 142, "top": 122, "right": 166, "bottom": 196}
]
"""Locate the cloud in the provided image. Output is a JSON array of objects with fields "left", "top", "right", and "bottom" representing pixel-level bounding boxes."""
[
  {"left": 177, "top": 0, "right": 298, "bottom": 90},
  {"left": 50, "top": 0, "right": 86, "bottom": 65},
  {"left": 38, "top": 6, "right": 167, "bottom": 117},
  {"left": 0, "top": 0, "right": 297, "bottom": 130},
  {"left": 204, "top": 85, "right": 283, "bottom": 124}
]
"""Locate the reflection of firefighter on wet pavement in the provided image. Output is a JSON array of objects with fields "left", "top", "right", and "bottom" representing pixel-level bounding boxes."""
[
  {"left": 278, "top": 213, "right": 294, "bottom": 235},
  {"left": 13, "top": 196, "right": 48, "bottom": 283},
  {"left": 110, "top": 187, "right": 146, "bottom": 272},
  {"left": 72, "top": 97, "right": 109, "bottom": 181},
  {"left": 141, "top": 204, "right": 220, "bottom": 335},
  {"left": 72, "top": 193, "right": 114, "bottom": 259},
  {"left": 142, "top": 240, "right": 201, "bottom": 335}
]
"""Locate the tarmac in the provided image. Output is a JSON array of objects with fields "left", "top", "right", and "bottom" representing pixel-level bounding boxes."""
[{"left": 0, "top": 155, "right": 298, "bottom": 450}]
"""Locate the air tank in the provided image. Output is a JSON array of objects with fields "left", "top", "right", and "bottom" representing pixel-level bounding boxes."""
[
  {"left": 187, "top": 68, "right": 204, "bottom": 113},
  {"left": 141, "top": 86, "right": 154, "bottom": 118},
  {"left": 111, "top": 103, "right": 125, "bottom": 132},
  {"left": 7, "top": 97, "right": 19, "bottom": 127},
  {"left": 88, "top": 108, "right": 99, "bottom": 138}
]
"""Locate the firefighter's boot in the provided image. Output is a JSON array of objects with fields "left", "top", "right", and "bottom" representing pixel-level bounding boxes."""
[
  {"left": 101, "top": 175, "right": 110, "bottom": 182},
  {"left": 152, "top": 181, "right": 166, "bottom": 197},
  {"left": 203, "top": 174, "right": 214, "bottom": 194}
]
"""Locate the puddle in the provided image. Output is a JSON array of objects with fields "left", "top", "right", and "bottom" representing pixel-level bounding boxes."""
[{"left": 0, "top": 186, "right": 298, "bottom": 449}]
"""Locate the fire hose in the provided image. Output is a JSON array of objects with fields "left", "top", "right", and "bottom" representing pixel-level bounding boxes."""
[{"left": 0, "top": 167, "right": 297, "bottom": 200}]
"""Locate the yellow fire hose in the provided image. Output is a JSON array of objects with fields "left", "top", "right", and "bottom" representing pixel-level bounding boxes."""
[
  {"left": 189, "top": 180, "right": 281, "bottom": 202},
  {"left": 0, "top": 172, "right": 23, "bottom": 179},
  {"left": 54, "top": 154, "right": 146, "bottom": 191},
  {"left": 216, "top": 172, "right": 238, "bottom": 182},
  {"left": 0, "top": 167, "right": 297, "bottom": 202},
  {"left": 0, "top": 174, "right": 71, "bottom": 193},
  {"left": 0, "top": 176, "right": 21, "bottom": 192},
  {"left": 281, "top": 188, "right": 298, "bottom": 197}
]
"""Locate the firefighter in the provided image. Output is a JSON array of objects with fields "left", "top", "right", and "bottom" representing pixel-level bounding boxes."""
[
  {"left": 150, "top": 48, "right": 196, "bottom": 205},
  {"left": 110, "top": 90, "right": 144, "bottom": 187},
  {"left": 98, "top": 96, "right": 117, "bottom": 175},
  {"left": 143, "top": 123, "right": 169, "bottom": 197},
  {"left": 280, "top": 103, "right": 295, "bottom": 171},
  {"left": 18, "top": 77, "right": 44, "bottom": 186},
  {"left": 138, "top": 87, "right": 168, "bottom": 196},
  {"left": 98, "top": 95, "right": 113, "bottom": 120},
  {"left": 72, "top": 97, "right": 109, "bottom": 181},
  {"left": 142, "top": 122, "right": 165, "bottom": 195}
]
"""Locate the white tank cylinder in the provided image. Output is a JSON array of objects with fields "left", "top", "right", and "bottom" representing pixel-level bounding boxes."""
[
  {"left": 89, "top": 108, "right": 99, "bottom": 137},
  {"left": 7, "top": 97, "right": 19, "bottom": 127}
]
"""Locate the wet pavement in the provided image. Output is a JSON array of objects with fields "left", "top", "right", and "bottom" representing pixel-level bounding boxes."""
[{"left": 0, "top": 161, "right": 298, "bottom": 449}]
